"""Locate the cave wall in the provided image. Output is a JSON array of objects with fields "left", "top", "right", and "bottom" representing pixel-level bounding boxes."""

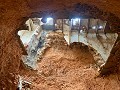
[
  {"left": 0, "top": 0, "right": 120, "bottom": 89},
  {"left": 0, "top": 0, "right": 30, "bottom": 89}
]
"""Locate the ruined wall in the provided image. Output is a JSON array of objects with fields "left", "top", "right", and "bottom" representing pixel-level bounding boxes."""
[
  {"left": 100, "top": 33, "right": 120, "bottom": 74},
  {"left": 0, "top": 0, "right": 120, "bottom": 89}
]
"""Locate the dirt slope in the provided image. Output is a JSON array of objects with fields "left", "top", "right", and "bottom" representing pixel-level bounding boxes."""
[{"left": 21, "top": 32, "right": 120, "bottom": 90}]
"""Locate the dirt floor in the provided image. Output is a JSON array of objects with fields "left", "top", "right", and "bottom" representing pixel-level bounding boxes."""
[{"left": 21, "top": 32, "right": 120, "bottom": 90}]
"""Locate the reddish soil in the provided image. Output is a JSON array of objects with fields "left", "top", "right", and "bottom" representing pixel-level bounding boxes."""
[{"left": 21, "top": 32, "right": 120, "bottom": 90}]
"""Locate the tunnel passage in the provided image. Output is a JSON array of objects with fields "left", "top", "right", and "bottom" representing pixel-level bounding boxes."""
[
  {"left": 1, "top": 1, "right": 120, "bottom": 89},
  {"left": 18, "top": 16, "right": 118, "bottom": 71}
]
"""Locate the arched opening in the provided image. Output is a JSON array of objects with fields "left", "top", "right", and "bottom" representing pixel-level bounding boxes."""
[
  {"left": 17, "top": 11, "right": 118, "bottom": 69},
  {"left": 17, "top": 16, "right": 118, "bottom": 89}
]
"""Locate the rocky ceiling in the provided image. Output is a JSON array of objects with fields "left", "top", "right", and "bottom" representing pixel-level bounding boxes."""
[
  {"left": 1, "top": 0, "right": 120, "bottom": 32},
  {"left": 1, "top": 0, "right": 120, "bottom": 16},
  {"left": 27, "top": 0, "right": 120, "bottom": 17},
  {"left": 0, "top": 0, "right": 120, "bottom": 89}
]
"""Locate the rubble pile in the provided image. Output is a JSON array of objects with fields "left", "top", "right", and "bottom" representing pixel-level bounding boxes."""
[{"left": 20, "top": 32, "right": 120, "bottom": 90}]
